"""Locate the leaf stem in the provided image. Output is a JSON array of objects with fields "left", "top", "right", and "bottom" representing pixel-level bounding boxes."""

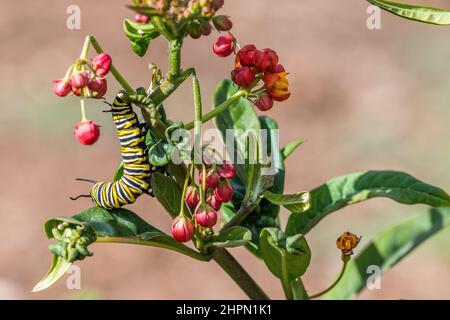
[
  {"left": 211, "top": 247, "right": 270, "bottom": 300},
  {"left": 95, "top": 236, "right": 211, "bottom": 262},
  {"left": 88, "top": 35, "right": 135, "bottom": 93},
  {"left": 280, "top": 251, "right": 294, "bottom": 300},
  {"left": 309, "top": 257, "right": 349, "bottom": 299},
  {"left": 168, "top": 38, "right": 182, "bottom": 80},
  {"left": 183, "top": 90, "right": 247, "bottom": 130}
]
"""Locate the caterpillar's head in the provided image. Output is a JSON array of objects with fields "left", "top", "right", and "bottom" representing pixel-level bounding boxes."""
[{"left": 116, "top": 90, "right": 131, "bottom": 104}]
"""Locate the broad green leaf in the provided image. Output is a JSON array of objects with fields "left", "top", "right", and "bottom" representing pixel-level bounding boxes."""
[
  {"left": 367, "top": 0, "right": 450, "bottom": 25},
  {"left": 323, "top": 207, "right": 450, "bottom": 299},
  {"left": 206, "top": 226, "right": 252, "bottom": 248},
  {"left": 36, "top": 207, "right": 209, "bottom": 291},
  {"left": 259, "top": 228, "right": 311, "bottom": 281},
  {"left": 123, "top": 19, "right": 160, "bottom": 57},
  {"left": 281, "top": 140, "right": 303, "bottom": 160},
  {"left": 286, "top": 171, "right": 450, "bottom": 236},
  {"left": 263, "top": 190, "right": 311, "bottom": 213},
  {"left": 150, "top": 173, "right": 182, "bottom": 218},
  {"left": 32, "top": 255, "right": 72, "bottom": 292},
  {"left": 213, "top": 79, "right": 261, "bottom": 184}
]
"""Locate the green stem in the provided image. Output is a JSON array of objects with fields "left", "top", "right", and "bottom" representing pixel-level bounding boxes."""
[
  {"left": 184, "top": 90, "right": 247, "bottom": 130},
  {"left": 88, "top": 35, "right": 135, "bottom": 93},
  {"left": 280, "top": 252, "right": 293, "bottom": 300},
  {"left": 168, "top": 39, "right": 183, "bottom": 80},
  {"left": 79, "top": 36, "right": 91, "bottom": 60},
  {"left": 95, "top": 236, "right": 211, "bottom": 262},
  {"left": 179, "top": 164, "right": 191, "bottom": 217},
  {"left": 309, "top": 257, "right": 349, "bottom": 299},
  {"left": 211, "top": 247, "right": 270, "bottom": 300}
]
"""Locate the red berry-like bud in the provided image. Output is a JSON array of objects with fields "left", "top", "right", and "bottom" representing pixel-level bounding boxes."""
[
  {"left": 213, "top": 15, "right": 233, "bottom": 31},
  {"left": 74, "top": 120, "right": 101, "bottom": 145},
  {"left": 255, "top": 94, "right": 274, "bottom": 111},
  {"left": 199, "top": 169, "right": 220, "bottom": 189},
  {"left": 71, "top": 87, "right": 82, "bottom": 96},
  {"left": 206, "top": 192, "right": 222, "bottom": 211},
  {"left": 255, "top": 48, "right": 279, "bottom": 72},
  {"left": 195, "top": 206, "right": 218, "bottom": 228},
  {"left": 213, "top": 180, "right": 234, "bottom": 203},
  {"left": 134, "top": 13, "right": 149, "bottom": 24},
  {"left": 70, "top": 72, "right": 88, "bottom": 89},
  {"left": 211, "top": 0, "right": 224, "bottom": 10},
  {"left": 185, "top": 186, "right": 200, "bottom": 208},
  {"left": 236, "top": 44, "right": 258, "bottom": 67},
  {"left": 92, "top": 53, "right": 112, "bottom": 77},
  {"left": 199, "top": 21, "right": 212, "bottom": 36},
  {"left": 213, "top": 34, "right": 235, "bottom": 57},
  {"left": 189, "top": 22, "right": 202, "bottom": 39},
  {"left": 53, "top": 79, "right": 72, "bottom": 97},
  {"left": 171, "top": 216, "right": 195, "bottom": 243},
  {"left": 231, "top": 66, "right": 255, "bottom": 88},
  {"left": 218, "top": 162, "right": 235, "bottom": 179},
  {"left": 88, "top": 77, "right": 107, "bottom": 99}
]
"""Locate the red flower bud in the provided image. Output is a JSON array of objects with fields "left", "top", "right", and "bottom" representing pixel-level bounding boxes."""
[
  {"left": 88, "top": 77, "right": 107, "bottom": 99},
  {"left": 74, "top": 120, "right": 101, "bottom": 145},
  {"left": 71, "top": 87, "right": 82, "bottom": 96},
  {"left": 231, "top": 66, "right": 255, "bottom": 88},
  {"left": 213, "top": 180, "right": 234, "bottom": 203},
  {"left": 218, "top": 162, "right": 235, "bottom": 179},
  {"left": 134, "top": 13, "right": 149, "bottom": 24},
  {"left": 171, "top": 216, "right": 195, "bottom": 242},
  {"left": 213, "top": 15, "right": 233, "bottom": 31},
  {"left": 199, "top": 21, "right": 212, "bottom": 36},
  {"left": 255, "top": 94, "right": 274, "bottom": 111},
  {"left": 70, "top": 72, "right": 88, "bottom": 89},
  {"left": 195, "top": 206, "right": 218, "bottom": 228},
  {"left": 213, "top": 34, "right": 235, "bottom": 57},
  {"left": 199, "top": 169, "right": 220, "bottom": 189},
  {"left": 53, "top": 79, "right": 72, "bottom": 97},
  {"left": 189, "top": 22, "right": 202, "bottom": 39},
  {"left": 92, "top": 53, "right": 112, "bottom": 77},
  {"left": 206, "top": 192, "right": 222, "bottom": 211},
  {"left": 211, "top": 0, "right": 224, "bottom": 10},
  {"left": 255, "top": 48, "right": 279, "bottom": 73},
  {"left": 236, "top": 44, "right": 258, "bottom": 67},
  {"left": 185, "top": 185, "right": 200, "bottom": 208}
]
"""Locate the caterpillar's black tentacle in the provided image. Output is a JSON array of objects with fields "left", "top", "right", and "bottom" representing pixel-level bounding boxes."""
[
  {"left": 87, "top": 92, "right": 153, "bottom": 209},
  {"left": 75, "top": 178, "right": 98, "bottom": 184},
  {"left": 70, "top": 195, "right": 92, "bottom": 201}
]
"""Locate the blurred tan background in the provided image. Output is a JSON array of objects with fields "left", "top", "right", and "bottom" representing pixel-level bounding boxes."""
[{"left": 0, "top": 0, "right": 449, "bottom": 300}]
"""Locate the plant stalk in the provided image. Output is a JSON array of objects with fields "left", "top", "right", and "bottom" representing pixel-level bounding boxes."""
[
  {"left": 211, "top": 247, "right": 269, "bottom": 300},
  {"left": 184, "top": 90, "right": 247, "bottom": 130},
  {"left": 309, "top": 257, "right": 349, "bottom": 299},
  {"left": 95, "top": 236, "right": 211, "bottom": 262}
]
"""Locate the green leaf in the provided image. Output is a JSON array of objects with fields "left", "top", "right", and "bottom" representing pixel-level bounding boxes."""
[
  {"left": 213, "top": 79, "right": 261, "bottom": 184},
  {"left": 32, "top": 255, "right": 72, "bottom": 292},
  {"left": 281, "top": 140, "right": 303, "bottom": 159},
  {"left": 263, "top": 190, "right": 311, "bottom": 213},
  {"left": 323, "top": 207, "right": 450, "bottom": 299},
  {"left": 123, "top": 19, "right": 160, "bottom": 57},
  {"left": 259, "top": 228, "right": 311, "bottom": 281},
  {"left": 150, "top": 173, "right": 182, "bottom": 218},
  {"left": 286, "top": 171, "right": 450, "bottom": 236},
  {"left": 114, "top": 161, "right": 124, "bottom": 182},
  {"left": 206, "top": 226, "right": 252, "bottom": 248},
  {"left": 367, "top": 0, "right": 450, "bottom": 25}
]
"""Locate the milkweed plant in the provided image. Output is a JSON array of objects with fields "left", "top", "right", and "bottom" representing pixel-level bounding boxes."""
[{"left": 34, "top": 0, "right": 450, "bottom": 300}]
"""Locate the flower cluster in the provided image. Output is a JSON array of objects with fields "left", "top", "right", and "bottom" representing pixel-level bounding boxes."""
[
  {"left": 53, "top": 53, "right": 111, "bottom": 99},
  {"left": 213, "top": 34, "right": 291, "bottom": 111},
  {"left": 133, "top": 0, "right": 232, "bottom": 38},
  {"left": 53, "top": 53, "right": 112, "bottom": 146},
  {"left": 171, "top": 161, "right": 236, "bottom": 242}
]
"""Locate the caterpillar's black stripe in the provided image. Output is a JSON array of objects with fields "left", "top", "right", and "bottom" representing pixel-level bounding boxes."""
[{"left": 90, "top": 92, "right": 151, "bottom": 209}]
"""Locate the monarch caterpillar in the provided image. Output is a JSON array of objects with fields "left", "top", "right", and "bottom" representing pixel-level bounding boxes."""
[{"left": 81, "top": 91, "right": 152, "bottom": 209}]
